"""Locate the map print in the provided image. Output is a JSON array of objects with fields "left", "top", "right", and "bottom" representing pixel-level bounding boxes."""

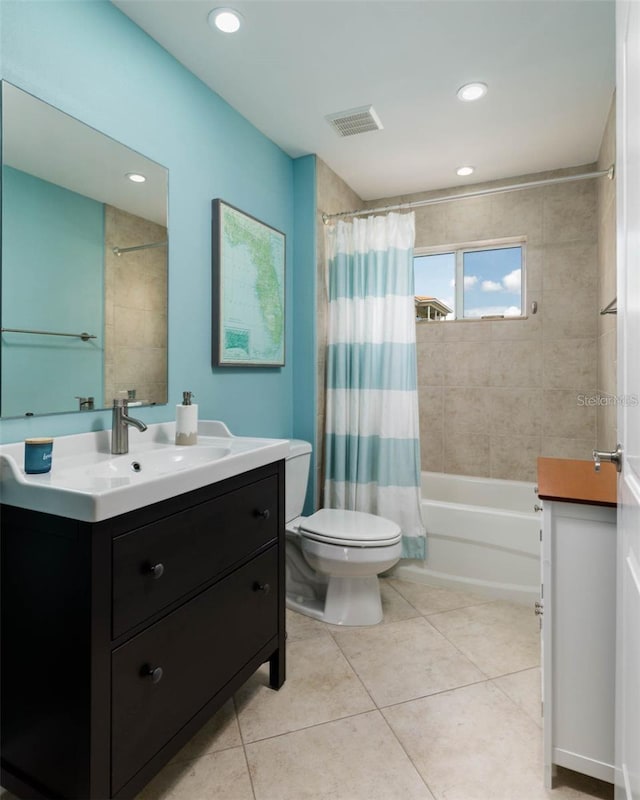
[{"left": 220, "top": 204, "right": 285, "bottom": 365}]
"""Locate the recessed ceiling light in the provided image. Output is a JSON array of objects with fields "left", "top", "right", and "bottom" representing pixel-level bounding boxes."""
[
  {"left": 208, "top": 7, "right": 242, "bottom": 33},
  {"left": 457, "top": 82, "right": 488, "bottom": 102},
  {"left": 457, "top": 166, "right": 475, "bottom": 177},
  {"left": 126, "top": 173, "right": 146, "bottom": 183}
]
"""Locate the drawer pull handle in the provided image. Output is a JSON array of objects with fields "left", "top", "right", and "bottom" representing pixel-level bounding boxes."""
[
  {"left": 142, "top": 664, "right": 164, "bottom": 684},
  {"left": 146, "top": 562, "right": 165, "bottom": 579},
  {"left": 255, "top": 509, "right": 271, "bottom": 520},
  {"left": 253, "top": 582, "right": 271, "bottom": 594}
]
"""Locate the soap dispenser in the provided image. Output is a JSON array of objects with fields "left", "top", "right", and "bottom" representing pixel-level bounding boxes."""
[{"left": 175, "top": 391, "right": 198, "bottom": 445}]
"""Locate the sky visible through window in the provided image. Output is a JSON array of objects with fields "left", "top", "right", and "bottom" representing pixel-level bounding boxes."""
[
  {"left": 414, "top": 246, "right": 522, "bottom": 319},
  {"left": 414, "top": 253, "right": 455, "bottom": 318}
]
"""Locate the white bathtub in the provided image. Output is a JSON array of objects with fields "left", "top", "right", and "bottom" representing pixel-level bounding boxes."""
[{"left": 392, "top": 472, "right": 541, "bottom": 605}]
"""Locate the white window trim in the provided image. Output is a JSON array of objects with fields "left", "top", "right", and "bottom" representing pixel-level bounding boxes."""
[{"left": 414, "top": 236, "right": 527, "bottom": 322}]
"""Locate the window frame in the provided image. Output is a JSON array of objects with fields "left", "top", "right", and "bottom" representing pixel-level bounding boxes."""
[{"left": 414, "top": 236, "right": 527, "bottom": 322}]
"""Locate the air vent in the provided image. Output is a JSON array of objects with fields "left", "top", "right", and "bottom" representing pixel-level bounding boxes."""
[{"left": 325, "top": 105, "right": 383, "bottom": 137}]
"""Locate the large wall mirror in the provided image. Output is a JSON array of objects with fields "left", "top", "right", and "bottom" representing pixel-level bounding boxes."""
[{"left": 0, "top": 82, "right": 168, "bottom": 418}]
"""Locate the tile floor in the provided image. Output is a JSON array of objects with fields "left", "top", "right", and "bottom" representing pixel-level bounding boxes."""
[{"left": 1, "top": 579, "right": 614, "bottom": 800}]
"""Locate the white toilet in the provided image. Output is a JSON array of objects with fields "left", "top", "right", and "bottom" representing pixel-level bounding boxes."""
[{"left": 286, "top": 440, "right": 402, "bottom": 626}]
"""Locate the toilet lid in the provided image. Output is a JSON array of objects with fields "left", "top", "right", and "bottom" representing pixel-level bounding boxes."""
[{"left": 299, "top": 509, "right": 402, "bottom": 547}]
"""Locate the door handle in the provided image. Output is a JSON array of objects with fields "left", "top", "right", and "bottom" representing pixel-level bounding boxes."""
[{"left": 592, "top": 444, "right": 623, "bottom": 473}]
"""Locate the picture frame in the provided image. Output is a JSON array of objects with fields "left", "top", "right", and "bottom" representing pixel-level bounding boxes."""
[{"left": 212, "top": 199, "right": 286, "bottom": 367}]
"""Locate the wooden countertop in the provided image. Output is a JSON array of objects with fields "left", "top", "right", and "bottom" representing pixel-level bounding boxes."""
[{"left": 537, "top": 457, "right": 617, "bottom": 507}]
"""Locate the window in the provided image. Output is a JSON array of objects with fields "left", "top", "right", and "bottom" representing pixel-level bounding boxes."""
[{"left": 414, "top": 240, "right": 525, "bottom": 321}]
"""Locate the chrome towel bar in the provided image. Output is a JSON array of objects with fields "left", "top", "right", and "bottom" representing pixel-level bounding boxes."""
[{"left": 0, "top": 327, "right": 96, "bottom": 341}]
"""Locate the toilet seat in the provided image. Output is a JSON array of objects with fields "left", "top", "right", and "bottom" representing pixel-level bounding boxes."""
[{"left": 299, "top": 508, "right": 402, "bottom": 548}]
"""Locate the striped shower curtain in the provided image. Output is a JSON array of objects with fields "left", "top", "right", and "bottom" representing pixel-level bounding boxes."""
[{"left": 323, "top": 212, "right": 425, "bottom": 559}]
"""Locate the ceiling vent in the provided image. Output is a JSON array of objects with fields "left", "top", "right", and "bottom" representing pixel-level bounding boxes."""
[{"left": 325, "top": 105, "right": 383, "bottom": 137}]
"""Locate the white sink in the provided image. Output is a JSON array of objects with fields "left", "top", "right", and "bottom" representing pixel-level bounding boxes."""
[
  {"left": 83, "top": 444, "right": 232, "bottom": 479},
  {"left": 0, "top": 421, "right": 289, "bottom": 522}
]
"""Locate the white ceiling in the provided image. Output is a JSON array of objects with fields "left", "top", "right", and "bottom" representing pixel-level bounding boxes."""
[{"left": 112, "top": 0, "right": 615, "bottom": 201}]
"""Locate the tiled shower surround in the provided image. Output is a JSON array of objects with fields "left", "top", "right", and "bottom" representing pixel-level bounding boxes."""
[
  {"left": 317, "top": 94, "right": 616, "bottom": 483},
  {"left": 402, "top": 167, "right": 601, "bottom": 482},
  {"left": 104, "top": 205, "right": 168, "bottom": 408}
]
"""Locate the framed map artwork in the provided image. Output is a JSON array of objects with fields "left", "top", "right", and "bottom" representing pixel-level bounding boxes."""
[{"left": 212, "top": 200, "right": 286, "bottom": 367}]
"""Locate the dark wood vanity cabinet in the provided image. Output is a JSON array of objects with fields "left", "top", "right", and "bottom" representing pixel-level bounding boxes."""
[{"left": 0, "top": 461, "right": 286, "bottom": 800}]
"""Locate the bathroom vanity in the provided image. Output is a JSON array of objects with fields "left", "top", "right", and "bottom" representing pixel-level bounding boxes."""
[
  {"left": 537, "top": 457, "right": 617, "bottom": 788},
  {"left": 0, "top": 424, "right": 287, "bottom": 799}
]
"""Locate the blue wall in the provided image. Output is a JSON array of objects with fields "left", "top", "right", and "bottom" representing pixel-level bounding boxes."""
[
  {"left": 292, "top": 155, "right": 318, "bottom": 512},
  {"left": 0, "top": 0, "right": 317, "bottom": 486},
  {"left": 1, "top": 166, "right": 104, "bottom": 416}
]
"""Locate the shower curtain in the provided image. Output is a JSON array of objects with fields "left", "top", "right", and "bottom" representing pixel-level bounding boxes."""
[{"left": 323, "top": 212, "right": 425, "bottom": 559}]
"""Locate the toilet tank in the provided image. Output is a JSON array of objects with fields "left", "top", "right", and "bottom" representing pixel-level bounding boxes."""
[{"left": 285, "top": 439, "right": 312, "bottom": 523}]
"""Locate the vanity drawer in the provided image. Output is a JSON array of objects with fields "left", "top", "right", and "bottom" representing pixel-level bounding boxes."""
[
  {"left": 112, "top": 475, "right": 277, "bottom": 638},
  {"left": 111, "top": 544, "right": 277, "bottom": 795}
]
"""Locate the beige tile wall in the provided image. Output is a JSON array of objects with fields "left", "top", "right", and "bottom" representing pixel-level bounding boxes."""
[
  {"left": 363, "top": 166, "right": 601, "bottom": 483},
  {"left": 315, "top": 160, "right": 365, "bottom": 502},
  {"left": 316, "top": 137, "right": 614, "bottom": 483},
  {"left": 596, "top": 96, "right": 617, "bottom": 450},
  {"left": 104, "top": 205, "right": 168, "bottom": 407}
]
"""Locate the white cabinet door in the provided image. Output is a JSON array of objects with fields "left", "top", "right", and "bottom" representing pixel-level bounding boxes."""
[{"left": 542, "top": 501, "right": 616, "bottom": 787}]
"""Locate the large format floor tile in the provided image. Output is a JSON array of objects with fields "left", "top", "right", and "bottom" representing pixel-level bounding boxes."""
[
  {"left": 246, "top": 710, "right": 435, "bottom": 800},
  {"left": 234, "top": 634, "right": 375, "bottom": 742},
  {"left": 389, "top": 579, "right": 489, "bottom": 616},
  {"left": 136, "top": 747, "right": 254, "bottom": 800},
  {"left": 285, "top": 608, "right": 332, "bottom": 642},
  {"left": 169, "top": 698, "right": 241, "bottom": 764},
  {"left": 427, "top": 599, "right": 540, "bottom": 677},
  {"left": 383, "top": 681, "right": 607, "bottom": 800},
  {"left": 2, "top": 580, "right": 612, "bottom": 800},
  {"left": 493, "top": 667, "right": 543, "bottom": 728},
  {"left": 333, "top": 616, "right": 484, "bottom": 706}
]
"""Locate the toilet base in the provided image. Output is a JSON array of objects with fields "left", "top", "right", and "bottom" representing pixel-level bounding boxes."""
[
  {"left": 286, "top": 593, "right": 326, "bottom": 622},
  {"left": 285, "top": 519, "right": 400, "bottom": 627},
  {"left": 324, "top": 575, "right": 383, "bottom": 625},
  {"left": 286, "top": 574, "right": 383, "bottom": 626}
]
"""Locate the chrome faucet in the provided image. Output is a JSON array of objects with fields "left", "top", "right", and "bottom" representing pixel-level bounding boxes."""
[{"left": 111, "top": 398, "right": 148, "bottom": 454}]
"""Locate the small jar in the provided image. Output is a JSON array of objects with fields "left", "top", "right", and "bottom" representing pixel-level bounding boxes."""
[{"left": 24, "top": 437, "right": 54, "bottom": 474}]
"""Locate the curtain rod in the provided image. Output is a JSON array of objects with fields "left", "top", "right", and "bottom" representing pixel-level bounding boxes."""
[{"left": 321, "top": 165, "right": 615, "bottom": 224}]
